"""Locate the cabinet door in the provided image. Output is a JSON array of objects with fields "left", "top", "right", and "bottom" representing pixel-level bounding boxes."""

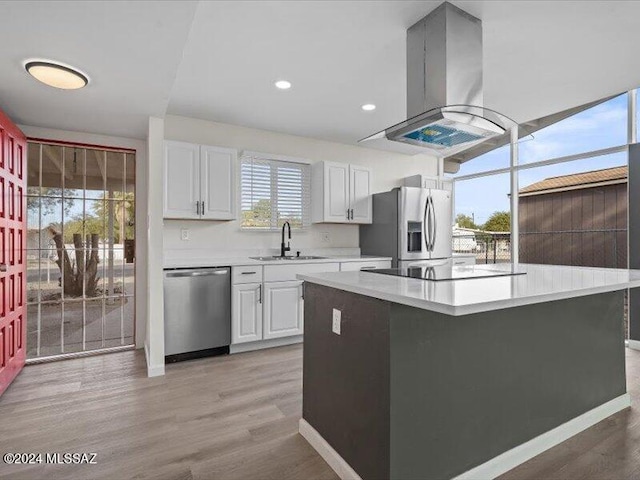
[
  {"left": 324, "top": 162, "right": 349, "bottom": 223},
  {"left": 349, "top": 164, "right": 372, "bottom": 224},
  {"left": 164, "top": 141, "right": 200, "bottom": 219},
  {"left": 263, "top": 281, "right": 304, "bottom": 339},
  {"left": 200, "top": 145, "right": 237, "bottom": 220},
  {"left": 232, "top": 283, "right": 262, "bottom": 344}
]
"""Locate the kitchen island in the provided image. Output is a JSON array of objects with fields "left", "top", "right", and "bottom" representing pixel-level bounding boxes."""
[{"left": 297, "top": 264, "right": 640, "bottom": 480}]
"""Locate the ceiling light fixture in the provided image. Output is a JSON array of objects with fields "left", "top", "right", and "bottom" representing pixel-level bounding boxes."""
[
  {"left": 25, "top": 60, "right": 88, "bottom": 90},
  {"left": 275, "top": 80, "right": 292, "bottom": 90},
  {"left": 362, "top": 104, "right": 376, "bottom": 111}
]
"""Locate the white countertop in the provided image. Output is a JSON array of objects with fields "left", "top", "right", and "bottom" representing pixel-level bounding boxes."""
[
  {"left": 163, "top": 254, "right": 391, "bottom": 269},
  {"left": 297, "top": 263, "right": 640, "bottom": 316}
]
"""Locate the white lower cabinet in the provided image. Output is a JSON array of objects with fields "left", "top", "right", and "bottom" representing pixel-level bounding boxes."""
[
  {"left": 263, "top": 280, "right": 304, "bottom": 339},
  {"left": 232, "top": 283, "right": 263, "bottom": 344},
  {"left": 339, "top": 260, "right": 392, "bottom": 271},
  {"left": 230, "top": 262, "right": 342, "bottom": 349},
  {"left": 452, "top": 255, "right": 476, "bottom": 266}
]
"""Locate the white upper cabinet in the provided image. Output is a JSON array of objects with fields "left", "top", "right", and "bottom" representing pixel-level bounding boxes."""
[
  {"left": 164, "top": 141, "right": 200, "bottom": 219},
  {"left": 323, "top": 161, "right": 349, "bottom": 222},
  {"left": 200, "top": 145, "right": 236, "bottom": 220},
  {"left": 404, "top": 174, "right": 453, "bottom": 192},
  {"left": 349, "top": 164, "right": 372, "bottom": 223},
  {"left": 164, "top": 141, "right": 237, "bottom": 220},
  {"left": 312, "top": 161, "right": 372, "bottom": 224}
]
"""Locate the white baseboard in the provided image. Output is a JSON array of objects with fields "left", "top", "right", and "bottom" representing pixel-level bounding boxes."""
[
  {"left": 299, "top": 419, "right": 362, "bottom": 480},
  {"left": 229, "top": 335, "right": 303, "bottom": 354},
  {"left": 144, "top": 343, "right": 165, "bottom": 377},
  {"left": 300, "top": 394, "right": 631, "bottom": 480},
  {"left": 453, "top": 393, "right": 631, "bottom": 480},
  {"left": 628, "top": 339, "right": 640, "bottom": 351}
]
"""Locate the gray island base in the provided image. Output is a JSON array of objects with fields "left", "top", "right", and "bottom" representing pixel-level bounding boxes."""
[{"left": 298, "top": 271, "right": 633, "bottom": 480}]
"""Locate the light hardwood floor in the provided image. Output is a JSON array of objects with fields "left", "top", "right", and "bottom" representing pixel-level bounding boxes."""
[
  {"left": 0, "top": 345, "right": 337, "bottom": 480},
  {"left": 0, "top": 345, "right": 639, "bottom": 480}
]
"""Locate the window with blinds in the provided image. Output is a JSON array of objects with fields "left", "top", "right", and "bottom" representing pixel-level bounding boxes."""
[{"left": 240, "top": 154, "right": 311, "bottom": 230}]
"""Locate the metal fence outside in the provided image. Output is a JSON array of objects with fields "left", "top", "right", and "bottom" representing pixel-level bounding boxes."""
[
  {"left": 452, "top": 229, "right": 627, "bottom": 268},
  {"left": 453, "top": 233, "right": 511, "bottom": 264}
]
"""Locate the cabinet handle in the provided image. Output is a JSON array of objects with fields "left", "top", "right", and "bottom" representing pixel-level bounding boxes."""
[
  {"left": 241, "top": 271, "right": 257, "bottom": 275},
  {"left": 196, "top": 201, "right": 200, "bottom": 215},
  {"left": 346, "top": 209, "right": 350, "bottom": 220},
  {"left": 258, "top": 284, "right": 262, "bottom": 304},
  {"left": 360, "top": 266, "right": 376, "bottom": 270},
  {"left": 351, "top": 208, "right": 354, "bottom": 220},
  {"left": 202, "top": 200, "right": 205, "bottom": 213}
]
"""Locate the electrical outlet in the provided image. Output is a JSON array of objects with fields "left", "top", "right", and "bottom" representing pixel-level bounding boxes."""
[
  {"left": 321, "top": 231, "right": 330, "bottom": 243},
  {"left": 180, "top": 228, "right": 190, "bottom": 241},
  {"left": 332, "top": 308, "right": 341, "bottom": 335}
]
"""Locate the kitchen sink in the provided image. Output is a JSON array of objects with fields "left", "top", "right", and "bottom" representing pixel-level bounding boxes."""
[{"left": 249, "top": 255, "right": 327, "bottom": 261}]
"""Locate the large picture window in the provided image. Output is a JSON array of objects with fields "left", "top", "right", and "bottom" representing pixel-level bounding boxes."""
[
  {"left": 450, "top": 90, "right": 633, "bottom": 336},
  {"left": 451, "top": 92, "right": 631, "bottom": 265},
  {"left": 518, "top": 93, "right": 628, "bottom": 164},
  {"left": 240, "top": 154, "right": 311, "bottom": 230}
]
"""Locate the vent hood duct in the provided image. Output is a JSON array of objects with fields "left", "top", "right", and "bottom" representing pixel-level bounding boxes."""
[{"left": 360, "top": 2, "right": 515, "bottom": 157}]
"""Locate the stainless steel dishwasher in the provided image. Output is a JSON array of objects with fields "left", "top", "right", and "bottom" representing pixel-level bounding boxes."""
[{"left": 163, "top": 266, "right": 231, "bottom": 362}]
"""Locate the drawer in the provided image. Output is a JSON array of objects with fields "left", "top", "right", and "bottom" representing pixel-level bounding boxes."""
[
  {"left": 340, "top": 260, "right": 391, "bottom": 272},
  {"left": 452, "top": 256, "right": 476, "bottom": 266},
  {"left": 232, "top": 265, "right": 263, "bottom": 284},
  {"left": 264, "top": 262, "right": 340, "bottom": 282}
]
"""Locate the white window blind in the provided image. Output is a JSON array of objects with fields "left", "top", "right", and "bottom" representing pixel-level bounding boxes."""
[{"left": 240, "top": 154, "right": 311, "bottom": 230}]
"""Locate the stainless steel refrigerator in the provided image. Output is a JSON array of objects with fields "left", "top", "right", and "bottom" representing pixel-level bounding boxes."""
[{"left": 360, "top": 187, "right": 452, "bottom": 268}]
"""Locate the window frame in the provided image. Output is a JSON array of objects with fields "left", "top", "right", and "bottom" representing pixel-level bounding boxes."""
[
  {"left": 450, "top": 88, "right": 636, "bottom": 262},
  {"left": 239, "top": 151, "right": 312, "bottom": 231}
]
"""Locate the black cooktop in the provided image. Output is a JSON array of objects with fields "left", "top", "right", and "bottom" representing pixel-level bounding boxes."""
[{"left": 368, "top": 265, "right": 527, "bottom": 281}]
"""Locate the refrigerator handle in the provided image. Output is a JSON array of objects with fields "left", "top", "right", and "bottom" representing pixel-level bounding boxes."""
[
  {"left": 430, "top": 196, "right": 437, "bottom": 252},
  {"left": 423, "top": 195, "right": 431, "bottom": 252}
]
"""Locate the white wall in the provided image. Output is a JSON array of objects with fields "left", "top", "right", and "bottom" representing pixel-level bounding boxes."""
[
  {"left": 163, "top": 115, "right": 438, "bottom": 254},
  {"left": 18, "top": 124, "right": 148, "bottom": 351},
  {"left": 146, "top": 117, "right": 165, "bottom": 377}
]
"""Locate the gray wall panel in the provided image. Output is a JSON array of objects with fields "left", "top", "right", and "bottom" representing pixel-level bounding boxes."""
[
  {"left": 390, "top": 291, "right": 626, "bottom": 479},
  {"left": 302, "top": 283, "right": 626, "bottom": 480},
  {"left": 302, "top": 283, "right": 391, "bottom": 480}
]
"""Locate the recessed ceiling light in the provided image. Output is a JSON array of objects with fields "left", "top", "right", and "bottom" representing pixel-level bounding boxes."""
[
  {"left": 275, "top": 80, "right": 292, "bottom": 90},
  {"left": 362, "top": 104, "right": 376, "bottom": 111},
  {"left": 25, "top": 61, "right": 88, "bottom": 90}
]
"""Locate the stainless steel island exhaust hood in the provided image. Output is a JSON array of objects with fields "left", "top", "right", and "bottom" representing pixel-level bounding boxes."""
[{"left": 360, "top": 2, "right": 515, "bottom": 157}]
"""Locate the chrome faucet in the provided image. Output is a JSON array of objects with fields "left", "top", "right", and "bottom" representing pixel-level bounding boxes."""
[{"left": 280, "top": 221, "right": 291, "bottom": 257}]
